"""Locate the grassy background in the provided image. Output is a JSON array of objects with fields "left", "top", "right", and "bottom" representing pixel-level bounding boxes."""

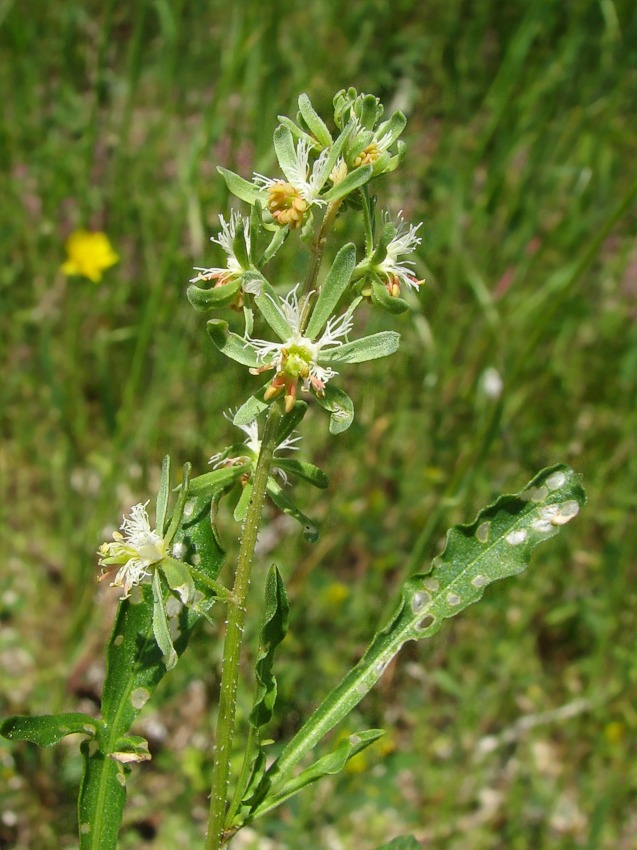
[{"left": 2, "top": 0, "right": 637, "bottom": 847}]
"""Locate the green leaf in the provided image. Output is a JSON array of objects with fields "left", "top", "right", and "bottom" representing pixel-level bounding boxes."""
[
  {"left": 251, "top": 566, "right": 289, "bottom": 729},
  {"left": 275, "top": 458, "right": 328, "bottom": 489},
  {"left": 217, "top": 166, "right": 261, "bottom": 205},
  {"left": 1, "top": 713, "right": 102, "bottom": 748},
  {"left": 156, "top": 456, "right": 171, "bottom": 534},
  {"left": 298, "top": 93, "right": 333, "bottom": 147},
  {"left": 254, "top": 729, "right": 384, "bottom": 816},
  {"left": 152, "top": 570, "right": 178, "bottom": 670},
  {"left": 234, "top": 388, "right": 273, "bottom": 426},
  {"left": 108, "top": 735, "right": 152, "bottom": 764},
  {"left": 273, "top": 125, "right": 300, "bottom": 184},
  {"left": 370, "top": 278, "right": 410, "bottom": 314},
  {"left": 276, "top": 400, "right": 308, "bottom": 444},
  {"left": 321, "top": 331, "right": 400, "bottom": 365},
  {"left": 188, "top": 464, "right": 250, "bottom": 498},
  {"left": 261, "top": 465, "right": 585, "bottom": 797},
  {"left": 241, "top": 270, "right": 269, "bottom": 297},
  {"left": 259, "top": 226, "right": 289, "bottom": 265},
  {"left": 374, "top": 837, "right": 420, "bottom": 850},
  {"left": 266, "top": 479, "right": 319, "bottom": 542},
  {"left": 314, "top": 384, "right": 354, "bottom": 434},
  {"left": 187, "top": 278, "right": 242, "bottom": 311},
  {"left": 78, "top": 741, "right": 127, "bottom": 850},
  {"left": 322, "top": 164, "right": 374, "bottom": 202},
  {"left": 233, "top": 479, "right": 253, "bottom": 522},
  {"left": 305, "top": 243, "right": 356, "bottom": 339},
  {"left": 207, "top": 319, "right": 261, "bottom": 367},
  {"left": 254, "top": 281, "right": 292, "bottom": 340},
  {"left": 377, "top": 110, "right": 407, "bottom": 146},
  {"left": 277, "top": 115, "right": 322, "bottom": 150}
]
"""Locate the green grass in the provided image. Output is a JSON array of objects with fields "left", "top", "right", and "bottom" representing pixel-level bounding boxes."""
[{"left": 2, "top": 0, "right": 637, "bottom": 847}]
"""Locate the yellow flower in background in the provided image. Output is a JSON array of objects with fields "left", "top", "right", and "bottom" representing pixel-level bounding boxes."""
[{"left": 61, "top": 230, "right": 119, "bottom": 282}]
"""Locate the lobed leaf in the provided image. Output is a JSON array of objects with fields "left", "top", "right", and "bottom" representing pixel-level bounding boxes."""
[{"left": 259, "top": 465, "right": 586, "bottom": 800}]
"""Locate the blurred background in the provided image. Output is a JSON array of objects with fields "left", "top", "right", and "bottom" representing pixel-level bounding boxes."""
[{"left": 1, "top": 1, "right": 637, "bottom": 847}]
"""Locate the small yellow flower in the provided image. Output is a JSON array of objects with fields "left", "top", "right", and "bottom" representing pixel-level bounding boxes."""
[{"left": 61, "top": 230, "right": 119, "bottom": 282}]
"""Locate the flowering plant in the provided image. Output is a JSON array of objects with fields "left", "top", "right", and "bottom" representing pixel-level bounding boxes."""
[{"left": 1, "top": 89, "right": 585, "bottom": 850}]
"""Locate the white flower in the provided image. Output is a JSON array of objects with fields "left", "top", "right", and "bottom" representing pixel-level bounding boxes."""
[
  {"left": 98, "top": 502, "right": 166, "bottom": 598},
  {"left": 375, "top": 211, "right": 423, "bottom": 293},
  {"left": 190, "top": 210, "right": 250, "bottom": 285},
  {"left": 210, "top": 413, "right": 301, "bottom": 484},
  {"left": 245, "top": 284, "right": 354, "bottom": 409},
  {"left": 254, "top": 139, "right": 331, "bottom": 206}
]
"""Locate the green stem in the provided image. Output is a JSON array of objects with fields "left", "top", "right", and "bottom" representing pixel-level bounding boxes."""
[
  {"left": 299, "top": 199, "right": 342, "bottom": 332},
  {"left": 205, "top": 401, "right": 283, "bottom": 850}
]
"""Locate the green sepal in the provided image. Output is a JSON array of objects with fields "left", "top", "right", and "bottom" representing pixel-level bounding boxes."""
[
  {"left": 187, "top": 277, "right": 242, "bottom": 311},
  {"left": 297, "top": 93, "right": 333, "bottom": 147},
  {"left": 160, "top": 555, "right": 195, "bottom": 605},
  {"left": 374, "top": 838, "right": 420, "bottom": 850},
  {"left": 234, "top": 387, "right": 274, "bottom": 426},
  {"left": 266, "top": 479, "right": 319, "bottom": 542},
  {"left": 305, "top": 243, "right": 356, "bottom": 339},
  {"left": 188, "top": 464, "right": 250, "bottom": 498},
  {"left": 232, "top": 219, "right": 250, "bottom": 270},
  {"left": 217, "top": 166, "right": 261, "bottom": 205},
  {"left": 370, "top": 278, "right": 410, "bottom": 314},
  {"left": 276, "top": 400, "right": 308, "bottom": 444},
  {"left": 322, "top": 164, "right": 374, "bottom": 202},
  {"left": 207, "top": 319, "right": 261, "bottom": 367},
  {"left": 384, "top": 141, "right": 406, "bottom": 174},
  {"left": 314, "top": 384, "right": 354, "bottom": 434},
  {"left": 377, "top": 110, "right": 407, "bottom": 146},
  {"left": 152, "top": 570, "right": 178, "bottom": 670},
  {"left": 78, "top": 741, "right": 126, "bottom": 850},
  {"left": 254, "top": 281, "right": 292, "bottom": 340},
  {"left": 234, "top": 479, "right": 253, "bottom": 522},
  {"left": 322, "top": 331, "right": 400, "bottom": 365},
  {"left": 0, "top": 713, "right": 103, "bottom": 748},
  {"left": 274, "top": 458, "right": 328, "bottom": 489}
]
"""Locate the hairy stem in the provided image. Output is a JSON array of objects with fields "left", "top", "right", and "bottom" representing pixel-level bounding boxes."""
[
  {"left": 299, "top": 199, "right": 342, "bottom": 331},
  {"left": 205, "top": 401, "right": 283, "bottom": 850}
]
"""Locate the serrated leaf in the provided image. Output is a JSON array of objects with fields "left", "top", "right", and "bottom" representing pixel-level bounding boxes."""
[
  {"left": 187, "top": 278, "right": 242, "bottom": 311},
  {"left": 266, "top": 479, "right": 319, "bottom": 541},
  {"left": 321, "top": 330, "right": 400, "bottom": 365},
  {"left": 0, "top": 713, "right": 102, "bottom": 748},
  {"left": 207, "top": 320, "right": 261, "bottom": 367},
  {"left": 217, "top": 166, "right": 261, "bottom": 205},
  {"left": 274, "top": 458, "right": 328, "bottom": 489},
  {"left": 322, "top": 164, "right": 374, "bottom": 202},
  {"left": 298, "top": 93, "right": 333, "bottom": 147},
  {"left": 305, "top": 243, "right": 356, "bottom": 339},
  {"left": 261, "top": 464, "right": 585, "bottom": 796},
  {"left": 313, "top": 384, "right": 354, "bottom": 434}
]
